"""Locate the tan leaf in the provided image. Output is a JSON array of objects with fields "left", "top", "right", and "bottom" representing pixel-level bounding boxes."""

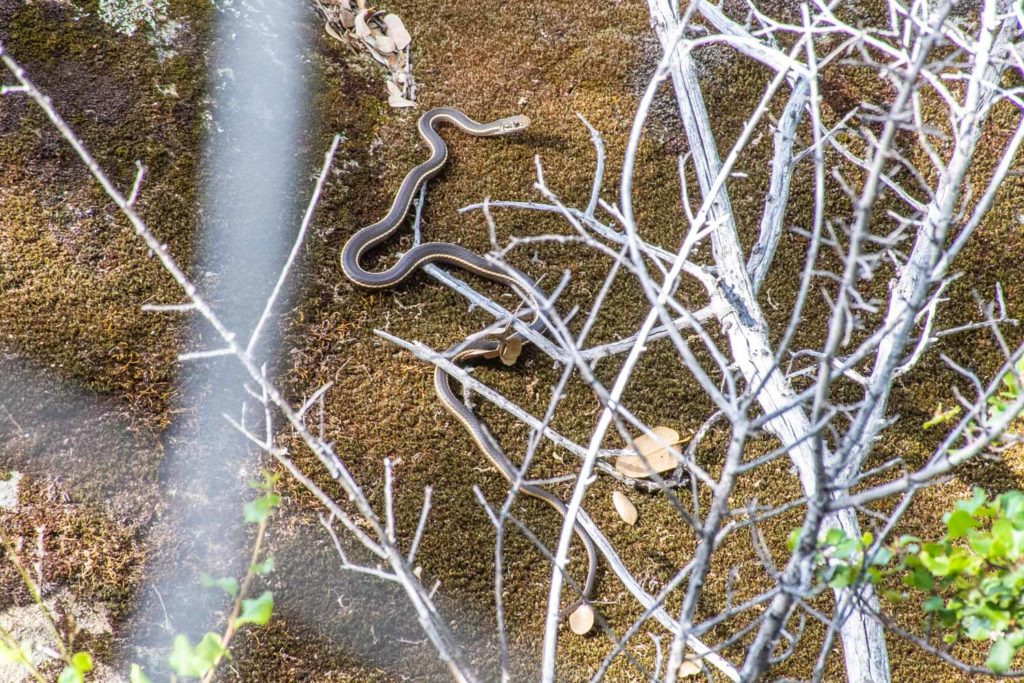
[
  {"left": 383, "top": 13, "right": 411, "bottom": 50},
  {"left": 633, "top": 425, "right": 681, "bottom": 457},
  {"left": 324, "top": 20, "right": 346, "bottom": 43},
  {"left": 339, "top": 8, "right": 355, "bottom": 28},
  {"left": 375, "top": 33, "right": 396, "bottom": 53},
  {"left": 499, "top": 337, "right": 522, "bottom": 366},
  {"left": 386, "top": 80, "right": 416, "bottom": 108},
  {"left": 568, "top": 604, "right": 595, "bottom": 635},
  {"left": 612, "top": 491, "right": 638, "bottom": 525},
  {"left": 614, "top": 426, "right": 683, "bottom": 478},
  {"left": 366, "top": 48, "right": 391, "bottom": 67},
  {"left": 354, "top": 10, "right": 372, "bottom": 38},
  {"left": 678, "top": 659, "right": 703, "bottom": 677}
]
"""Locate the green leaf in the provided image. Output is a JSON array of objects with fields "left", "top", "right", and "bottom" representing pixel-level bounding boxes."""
[
  {"left": 250, "top": 556, "right": 275, "bottom": 575},
  {"left": 957, "top": 488, "right": 990, "bottom": 516},
  {"left": 57, "top": 667, "right": 83, "bottom": 683},
  {"left": 824, "top": 527, "right": 848, "bottom": 547},
  {"left": 57, "top": 652, "right": 94, "bottom": 683},
  {"left": 968, "top": 534, "right": 994, "bottom": 559},
  {"left": 992, "top": 518, "right": 1015, "bottom": 557},
  {"left": 249, "top": 470, "right": 282, "bottom": 492},
  {"left": 828, "top": 565, "right": 853, "bottom": 589},
  {"left": 920, "top": 549, "right": 952, "bottom": 577},
  {"left": 922, "top": 596, "right": 945, "bottom": 612},
  {"left": 786, "top": 527, "right": 802, "bottom": 552},
  {"left": 988, "top": 637, "right": 1015, "bottom": 673},
  {"left": 904, "top": 566, "right": 934, "bottom": 591},
  {"left": 129, "top": 664, "right": 153, "bottom": 683},
  {"left": 235, "top": 590, "right": 274, "bottom": 627},
  {"left": 200, "top": 573, "right": 239, "bottom": 597},
  {"left": 1002, "top": 491, "right": 1024, "bottom": 527},
  {"left": 1001, "top": 367, "right": 1022, "bottom": 397},
  {"left": 965, "top": 617, "right": 994, "bottom": 641},
  {"left": 871, "top": 547, "right": 894, "bottom": 566},
  {"left": 194, "top": 632, "right": 226, "bottom": 666},
  {"left": 946, "top": 509, "right": 979, "bottom": 539},
  {"left": 168, "top": 634, "right": 213, "bottom": 678},
  {"left": 924, "top": 404, "right": 962, "bottom": 429},
  {"left": 70, "top": 651, "right": 93, "bottom": 673},
  {"left": 243, "top": 493, "right": 281, "bottom": 524}
]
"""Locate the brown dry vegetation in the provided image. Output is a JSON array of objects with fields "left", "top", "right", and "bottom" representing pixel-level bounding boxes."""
[{"left": 0, "top": 0, "right": 1023, "bottom": 681}]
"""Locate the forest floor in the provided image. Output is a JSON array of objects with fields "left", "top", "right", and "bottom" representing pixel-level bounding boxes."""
[{"left": 1, "top": 0, "right": 1023, "bottom": 681}]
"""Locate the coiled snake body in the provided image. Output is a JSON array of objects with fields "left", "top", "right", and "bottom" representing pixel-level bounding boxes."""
[{"left": 341, "top": 107, "right": 597, "bottom": 619}]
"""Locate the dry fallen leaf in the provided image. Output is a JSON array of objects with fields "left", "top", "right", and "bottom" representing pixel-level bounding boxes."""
[
  {"left": 615, "top": 425, "right": 683, "bottom": 478},
  {"left": 612, "top": 491, "right": 638, "bottom": 525},
  {"left": 387, "top": 93, "right": 416, "bottom": 108},
  {"left": 383, "top": 13, "right": 411, "bottom": 50},
  {"left": 634, "top": 425, "right": 681, "bottom": 457},
  {"left": 375, "top": 33, "right": 396, "bottom": 53},
  {"left": 366, "top": 48, "right": 391, "bottom": 67},
  {"left": 499, "top": 337, "right": 522, "bottom": 366},
  {"left": 320, "top": 2, "right": 415, "bottom": 108},
  {"left": 568, "top": 604, "right": 595, "bottom": 635},
  {"left": 386, "top": 80, "right": 416, "bottom": 108},
  {"left": 354, "top": 10, "right": 372, "bottom": 38},
  {"left": 324, "top": 20, "right": 347, "bottom": 43},
  {"left": 678, "top": 659, "right": 703, "bottom": 677}
]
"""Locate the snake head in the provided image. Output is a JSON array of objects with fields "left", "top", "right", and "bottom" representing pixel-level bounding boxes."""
[{"left": 494, "top": 114, "right": 531, "bottom": 135}]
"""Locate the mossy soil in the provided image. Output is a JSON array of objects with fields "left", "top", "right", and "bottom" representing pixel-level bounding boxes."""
[{"left": 1, "top": 0, "right": 1023, "bottom": 681}]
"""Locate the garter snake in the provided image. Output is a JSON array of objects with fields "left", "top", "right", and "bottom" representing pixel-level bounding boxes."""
[{"left": 341, "top": 107, "right": 597, "bottom": 619}]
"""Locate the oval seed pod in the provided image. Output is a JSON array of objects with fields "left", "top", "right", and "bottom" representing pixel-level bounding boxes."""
[
  {"left": 568, "top": 604, "right": 595, "bottom": 635},
  {"left": 612, "top": 491, "right": 638, "bottom": 525}
]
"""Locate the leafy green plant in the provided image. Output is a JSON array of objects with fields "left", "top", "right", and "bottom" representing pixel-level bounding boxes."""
[
  {"left": 0, "top": 531, "right": 95, "bottom": 683},
  {"left": 165, "top": 471, "right": 280, "bottom": 682},
  {"left": 786, "top": 526, "right": 891, "bottom": 592},
  {"left": 801, "top": 487, "right": 1024, "bottom": 674},
  {"left": 0, "top": 470, "right": 281, "bottom": 681},
  {"left": 983, "top": 357, "right": 1024, "bottom": 429},
  {"left": 899, "top": 489, "right": 1024, "bottom": 673},
  {"left": 924, "top": 356, "right": 1024, "bottom": 436}
]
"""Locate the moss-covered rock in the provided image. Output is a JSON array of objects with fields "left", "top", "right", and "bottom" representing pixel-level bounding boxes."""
[{"left": 1, "top": 0, "right": 1023, "bottom": 680}]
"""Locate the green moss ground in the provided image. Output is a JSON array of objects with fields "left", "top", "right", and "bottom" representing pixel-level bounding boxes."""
[
  {"left": 0, "top": 0, "right": 211, "bottom": 429},
  {"left": 1, "top": 0, "right": 1023, "bottom": 680}
]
